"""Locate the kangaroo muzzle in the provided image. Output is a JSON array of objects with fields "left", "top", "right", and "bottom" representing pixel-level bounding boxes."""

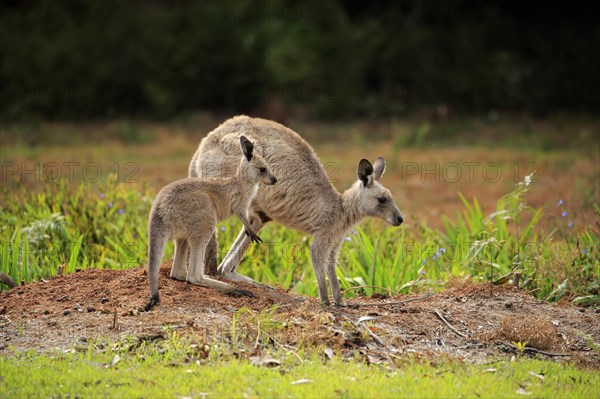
[{"left": 389, "top": 213, "right": 403, "bottom": 226}]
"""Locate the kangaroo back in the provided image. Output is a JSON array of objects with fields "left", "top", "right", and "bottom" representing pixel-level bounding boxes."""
[{"left": 190, "top": 116, "right": 339, "bottom": 234}]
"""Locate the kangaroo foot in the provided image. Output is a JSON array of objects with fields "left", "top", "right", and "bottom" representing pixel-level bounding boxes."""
[
  {"left": 338, "top": 301, "right": 359, "bottom": 309},
  {"left": 144, "top": 294, "right": 160, "bottom": 312},
  {"left": 170, "top": 272, "right": 187, "bottom": 281},
  {"left": 221, "top": 271, "right": 262, "bottom": 285},
  {"left": 227, "top": 289, "right": 256, "bottom": 298}
]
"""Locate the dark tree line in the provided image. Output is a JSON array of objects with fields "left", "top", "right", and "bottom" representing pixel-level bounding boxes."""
[{"left": 1, "top": 0, "right": 598, "bottom": 121}]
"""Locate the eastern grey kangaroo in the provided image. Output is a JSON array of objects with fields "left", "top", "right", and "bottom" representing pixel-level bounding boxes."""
[
  {"left": 189, "top": 116, "right": 403, "bottom": 306},
  {"left": 145, "top": 136, "right": 277, "bottom": 311}
]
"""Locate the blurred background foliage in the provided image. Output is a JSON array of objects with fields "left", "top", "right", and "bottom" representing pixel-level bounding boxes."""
[{"left": 1, "top": 0, "right": 598, "bottom": 122}]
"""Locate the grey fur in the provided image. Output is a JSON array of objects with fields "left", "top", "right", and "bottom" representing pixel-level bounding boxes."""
[
  {"left": 189, "top": 116, "right": 403, "bottom": 306},
  {"left": 145, "top": 136, "right": 276, "bottom": 311}
]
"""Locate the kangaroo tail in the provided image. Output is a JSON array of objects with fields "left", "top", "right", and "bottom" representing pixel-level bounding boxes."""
[{"left": 145, "top": 218, "right": 167, "bottom": 311}]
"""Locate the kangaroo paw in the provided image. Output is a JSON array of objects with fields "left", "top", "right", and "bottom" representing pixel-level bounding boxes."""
[
  {"left": 227, "top": 289, "right": 256, "bottom": 298},
  {"left": 250, "top": 234, "right": 263, "bottom": 244},
  {"left": 245, "top": 229, "right": 263, "bottom": 244}
]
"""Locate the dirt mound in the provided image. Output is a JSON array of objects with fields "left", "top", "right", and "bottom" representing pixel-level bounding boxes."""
[{"left": 1, "top": 265, "right": 599, "bottom": 367}]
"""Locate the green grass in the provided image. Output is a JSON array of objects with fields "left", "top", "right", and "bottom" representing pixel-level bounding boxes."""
[
  {"left": 1, "top": 336, "right": 598, "bottom": 398},
  {"left": 1, "top": 172, "right": 599, "bottom": 305},
  {"left": 0, "top": 178, "right": 153, "bottom": 280}
]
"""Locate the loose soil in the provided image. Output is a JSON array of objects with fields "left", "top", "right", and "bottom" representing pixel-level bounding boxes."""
[{"left": 1, "top": 264, "right": 598, "bottom": 368}]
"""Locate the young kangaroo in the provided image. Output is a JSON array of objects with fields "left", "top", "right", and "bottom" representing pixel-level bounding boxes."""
[
  {"left": 145, "top": 136, "right": 277, "bottom": 311},
  {"left": 189, "top": 116, "right": 403, "bottom": 307}
]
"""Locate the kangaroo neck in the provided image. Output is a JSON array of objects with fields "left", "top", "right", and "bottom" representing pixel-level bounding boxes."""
[
  {"left": 340, "top": 184, "right": 364, "bottom": 232},
  {"left": 224, "top": 174, "right": 257, "bottom": 215}
]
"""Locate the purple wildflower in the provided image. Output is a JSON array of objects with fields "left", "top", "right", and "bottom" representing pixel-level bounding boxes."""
[
  {"left": 221, "top": 225, "right": 226, "bottom": 232},
  {"left": 561, "top": 211, "right": 567, "bottom": 217},
  {"left": 568, "top": 220, "right": 573, "bottom": 228},
  {"left": 557, "top": 199, "right": 563, "bottom": 206},
  {"left": 118, "top": 209, "right": 124, "bottom": 215},
  {"left": 108, "top": 202, "right": 113, "bottom": 209},
  {"left": 99, "top": 193, "right": 105, "bottom": 199},
  {"left": 344, "top": 236, "right": 352, "bottom": 242}
]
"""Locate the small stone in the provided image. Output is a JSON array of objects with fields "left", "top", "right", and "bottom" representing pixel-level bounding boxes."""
[
  {"left": 87, "top": 306, "right": 96, "bottom": 313},
  {"left": 42, "top": 310, "right": 51, "bottom": 315},
  {"left": 504, "top": 302, "right": 513, "bottom": 308},
  {"left": 101, "top": 297, "right": 109, "bottom": 304},
  {"left": 63, "top": 309, "right": 71, "bottom": 316}
]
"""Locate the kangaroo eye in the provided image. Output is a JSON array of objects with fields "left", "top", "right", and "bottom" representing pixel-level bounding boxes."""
[
  {"left": 258, "top": 167, "right": 267, "bottom": 174},
  {"left": 377, "top": 197, "right": 388, "bottom": 205}
]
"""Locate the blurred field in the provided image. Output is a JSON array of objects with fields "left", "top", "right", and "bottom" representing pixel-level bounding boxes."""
[{"left": 2, "top": 115, "right": 598, "bottom": 231}]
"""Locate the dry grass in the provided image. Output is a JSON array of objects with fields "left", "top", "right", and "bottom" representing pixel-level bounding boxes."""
[
  {"left": 482, "top": 315, "right": 565, "bottom": 351},
  {"left": 444, "top": 276, "right": 477, "bottom": 290}
]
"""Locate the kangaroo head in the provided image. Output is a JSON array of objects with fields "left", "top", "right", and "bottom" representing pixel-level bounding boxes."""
[
  {"left": 355, "top": 157, "right": 403, "bottom": 226},
  {"left": 239, "top": 136, "right": 277, "bottom": 185}
]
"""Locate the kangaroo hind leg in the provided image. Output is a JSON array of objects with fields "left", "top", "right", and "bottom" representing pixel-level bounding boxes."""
[
  {"left": 187, "top": 238, "right": 255, "bottom": 298},
  {"left": 170, "top": 238, "right": 189, "bottom": 281},
  {"left": 325, "top": 242, "right": 344, "bottom": 307},
  {"left": 203, "top": 230, "right": 219, "bottom": 276},
  {"left": 219, "top": 211, "right": 270, "bottom": 286}
]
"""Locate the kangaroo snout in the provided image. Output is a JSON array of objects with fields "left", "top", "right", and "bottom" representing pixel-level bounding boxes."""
[
  {"left": 390, "top": 214, "right": 403, "bottom": 226},
  {"left": 270, "top": 176, "right": 278, "bottom": 185}
]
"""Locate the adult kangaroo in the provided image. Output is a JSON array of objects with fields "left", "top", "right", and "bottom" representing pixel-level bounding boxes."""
[{"left": 189, "top": 115, "right": 403, "bottom": 306}]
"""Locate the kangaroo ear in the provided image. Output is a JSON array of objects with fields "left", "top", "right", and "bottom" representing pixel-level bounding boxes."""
[
  {"left": 240, "top": 136, "right": 254, "bottom": 161},
  {"left": 373, "top": 157, "right": 385, "bottom": 180},
  {"left": 357, "top": 159, "right": 374, "bottom": 188}
]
